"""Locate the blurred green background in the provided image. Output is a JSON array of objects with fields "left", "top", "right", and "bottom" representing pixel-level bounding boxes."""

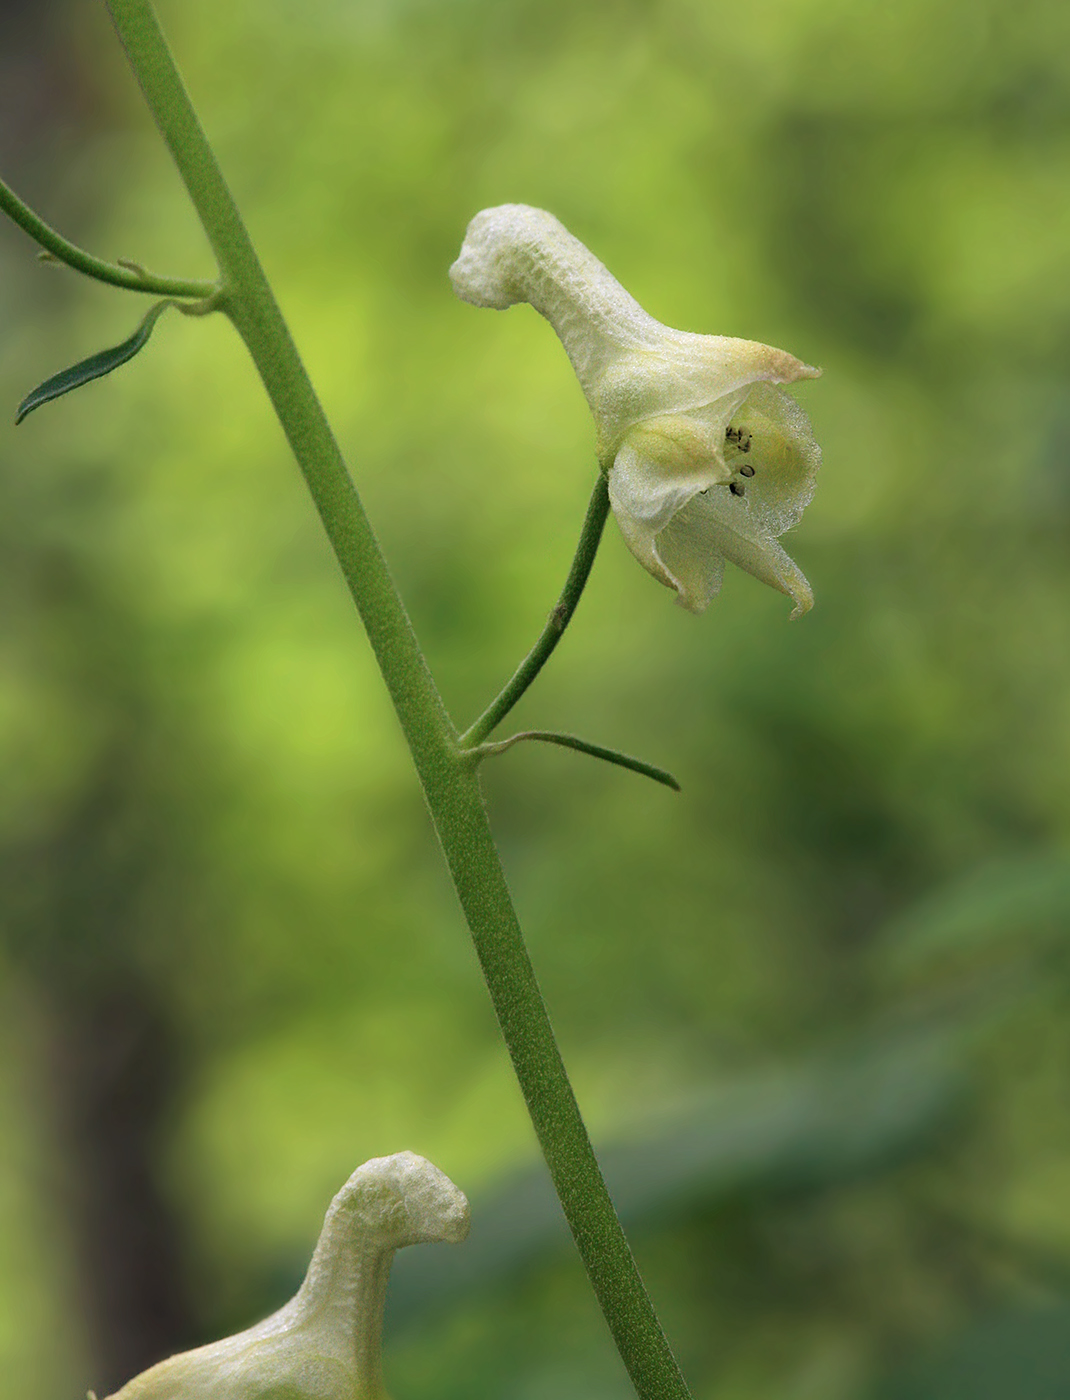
[{"left": 2, "top": 0, "right": 1070, "bottom": 1397}]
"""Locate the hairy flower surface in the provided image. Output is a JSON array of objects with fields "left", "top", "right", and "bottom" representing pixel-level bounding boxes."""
[
  {"left": 99, "top": 1153, "right": 469, "bottom": 1400},
  {"left": 450, "top": 204, "right": 821, "bottom": 616}
]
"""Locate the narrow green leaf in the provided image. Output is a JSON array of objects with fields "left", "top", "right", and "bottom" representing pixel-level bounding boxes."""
[
  {"left": 481, "top": 729, "right": 681, "bottom": 791},
  {"left": 15, "top": 299, "right": 170, "bottom": 424}
]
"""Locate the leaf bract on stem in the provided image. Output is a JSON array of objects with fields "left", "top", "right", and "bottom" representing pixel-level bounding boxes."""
[
  {"left": 474, "top": 730, "right": 681, "bottom": 791},
  {"left": 0, "top": 170, "right": 220, "bottom": 420},
  {"left": 15, "top": 290, "right": 220, "bottom": 424}
]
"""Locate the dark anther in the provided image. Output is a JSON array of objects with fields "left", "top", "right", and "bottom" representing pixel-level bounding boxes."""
[
  {"left": 739, "top": 463, "right": 755, "bottom": 478},
  {"left": 729, "top": 481, "right": 745, "bottom": 497}
]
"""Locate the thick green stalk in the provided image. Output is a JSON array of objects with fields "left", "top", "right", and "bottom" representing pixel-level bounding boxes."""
[{"left": 103, "top": 5, "right": 691, "bottom": 1398}]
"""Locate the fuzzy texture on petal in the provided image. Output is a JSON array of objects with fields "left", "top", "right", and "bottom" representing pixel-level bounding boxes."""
[{"left": 610, "top": 383, "right": 820, "bottom": 617}]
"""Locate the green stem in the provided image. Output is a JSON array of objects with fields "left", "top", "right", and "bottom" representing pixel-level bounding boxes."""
[
  {"left": 103, "top": 6, "right": 692, "bottom": 1399},
  {"left": 0, "top": 173, "right": 215, "bottom": 298},
  {"left": 461, "top": 472, "right": 610, "bottom": 747},
  {"left": 477, "top": 730, "right": 681, "bottom": 791}
]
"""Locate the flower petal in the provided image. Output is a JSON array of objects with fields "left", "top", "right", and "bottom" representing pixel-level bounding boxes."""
[
  {"left": 726, "top": 382, "right": 821, "bottom": 536},
  {"left": 648, "top": 495, "right": 727, "bottom": 612},
  {"left": 658, "top": 488, "right": 813, "bottom": 617},
  {"left": 594, "top": 341, "right": 818, "bottom": 465},
  {"left": 608, "top": 433, "right": 727, "bottom": 593}
]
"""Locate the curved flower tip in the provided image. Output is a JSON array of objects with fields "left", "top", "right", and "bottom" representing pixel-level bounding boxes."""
[
  {"left": 102, "top": 1152, "right": 469, "bottom": 1400},
  {"left": 451, "top": 204, "right": 822, "bottom": 617}
]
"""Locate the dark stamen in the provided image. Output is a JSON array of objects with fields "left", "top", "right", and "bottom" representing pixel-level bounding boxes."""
[
  {"left": 739, "top": 463, "right": 755, "bottom": 478},
  {"left": 729, "top": 482, "right": 745, "bottom": 497}
]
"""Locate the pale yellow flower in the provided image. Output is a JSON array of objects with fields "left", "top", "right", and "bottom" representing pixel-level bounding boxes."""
[
  {"left": 99, "top": 1153, "right": 469, "bottom": 1400},
  {"left": 451, "top": 204, "right": 821, "bottom": 616}
]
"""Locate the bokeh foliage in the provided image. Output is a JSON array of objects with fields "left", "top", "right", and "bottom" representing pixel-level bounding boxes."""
[{"left": 2, "top": 0, "right": 1070, "bottom": 1396}]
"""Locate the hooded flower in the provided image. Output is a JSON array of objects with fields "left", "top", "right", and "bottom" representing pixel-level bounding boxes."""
[
  {"left": 450, "top": 204, "right": 821, "bottom": 617},
  {"left": 98, "top": 1153, "right": 469, "bottom": 1400}
]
